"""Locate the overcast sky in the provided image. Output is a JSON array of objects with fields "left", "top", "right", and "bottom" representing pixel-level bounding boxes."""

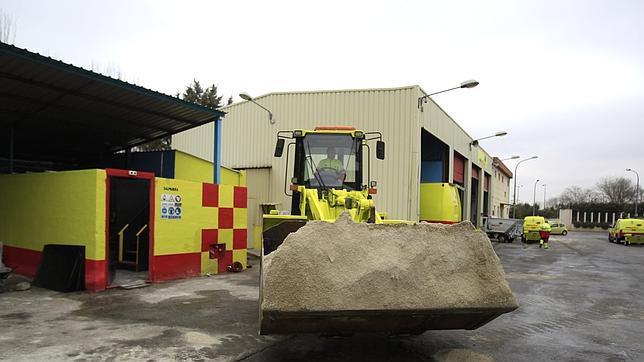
[{"left": 2, "top": 0, "right": 643, "bottom": 202}]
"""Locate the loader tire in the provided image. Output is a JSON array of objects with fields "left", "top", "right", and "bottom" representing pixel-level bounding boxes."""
[{"left": 498, "top": 235, "right": 506, "bottom": 243}]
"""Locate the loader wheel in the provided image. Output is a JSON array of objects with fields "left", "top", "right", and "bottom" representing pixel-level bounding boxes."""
[
  {"left": 498, "top": 235, "right": 506, "bottom": 243},
  {"left": 562, "top": 230, "right": 568, "bottom": 236}
]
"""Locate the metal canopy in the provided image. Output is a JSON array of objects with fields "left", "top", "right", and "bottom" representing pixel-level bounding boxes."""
[{"left": 0, "top": 42, "right": 224, "bottom": 171}]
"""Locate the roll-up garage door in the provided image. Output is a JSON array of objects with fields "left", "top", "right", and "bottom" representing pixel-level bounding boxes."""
[
  {"left": 484, "top": 173, "right": 490, "bottom": 192},
  {"left": 471, "top": 166, "right": 480, "bottom": 180},
  {"left": 453, "top": 152, "right": 465, "bottom": 185}
]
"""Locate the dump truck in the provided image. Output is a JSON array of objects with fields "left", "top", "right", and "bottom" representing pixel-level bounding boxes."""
[{"left": 260, "top": 126, "right": 518, "bottom": 335}]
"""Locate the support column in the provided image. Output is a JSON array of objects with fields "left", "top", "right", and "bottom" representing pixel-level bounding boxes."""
[
  {"left": 447, "top": 146, "right": 455, "bottom": 183},
  {"left": 213, "top": 117, "right": 222, "bottom": 184},
  {"left": 463, "top": 159, "right": 472, "bottom": 223}
]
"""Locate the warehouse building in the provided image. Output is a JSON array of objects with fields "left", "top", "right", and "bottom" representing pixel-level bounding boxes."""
[{"left": 173, "top": 86, "right": 513, "bottom": 246}]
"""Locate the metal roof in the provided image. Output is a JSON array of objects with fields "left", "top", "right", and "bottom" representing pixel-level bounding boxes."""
[{"left": 0, "top": 42, "right": 224, "bottom": 170}]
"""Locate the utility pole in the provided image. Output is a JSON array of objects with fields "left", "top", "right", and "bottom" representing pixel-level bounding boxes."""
[
  {"left": 533, "top": 179, "right": 540, "bottom": 216},
  {"left": 626, "top": 168, "right": 639, "bottom": 217},
  {"left": 512, "top": 156, "right": 538, "bottom": 218}
]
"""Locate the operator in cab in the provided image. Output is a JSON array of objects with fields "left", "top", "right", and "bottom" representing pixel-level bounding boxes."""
[
  {"left": 318, "top": 147, "right": 344, "bottom": 172},
  {"left": 316, "top": 147, "right": 346, "bottom": 185}
]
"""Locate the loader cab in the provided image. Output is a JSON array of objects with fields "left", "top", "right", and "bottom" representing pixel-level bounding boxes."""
[
  {"left": 296, "top": 132, "right": 363, "bottom": 191},
  {"left": 274, "top": 126, "right": 385, "bottom": 215}
]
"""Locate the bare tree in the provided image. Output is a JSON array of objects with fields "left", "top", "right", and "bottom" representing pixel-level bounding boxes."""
[
  {"left": 558, "top": 186, "right": 593, "bottom": 205},
  {"left": 0, "top": 10, "right": 17, "bottom": 44},
  {"left": 596, "top": 176, "right": 635, "bottom": 205}
]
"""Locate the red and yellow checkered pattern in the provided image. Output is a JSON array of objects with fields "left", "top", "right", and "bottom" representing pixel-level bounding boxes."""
[{"left": 200, "top": 183, "right": 248, "bottom": 274}]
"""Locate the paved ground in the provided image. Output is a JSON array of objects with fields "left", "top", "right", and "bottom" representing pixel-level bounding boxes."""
[{"left": 1, "top": 231, "right": 643, "bottom": 361}]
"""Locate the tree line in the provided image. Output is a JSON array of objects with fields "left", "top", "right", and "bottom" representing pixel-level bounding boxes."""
[
  {"left": 512, "top": 176, "right": 642, "bottom": 220},
  {"left": 550, "top": 177, "right": 641, "bottom": 207}
]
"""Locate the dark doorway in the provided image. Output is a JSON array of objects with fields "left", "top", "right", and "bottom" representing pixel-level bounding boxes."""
[
  {"left": 483, "top": 173, "right": 491, "bottom": 217},
  {"left": 108, "top": 176, "right": 151, "bottom": 285},
  {"left": 471, "top": 166, "right": 480, "bottom": 227},
  {"left": 420, "top": 129, "right": 449, "bottom": 183}
]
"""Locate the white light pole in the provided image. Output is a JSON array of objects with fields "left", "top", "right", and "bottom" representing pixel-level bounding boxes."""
[
  {"left": 626, "top": 168, "right": 640, "bottom": 216},
  {"left": 418, "top": 79, "right": 479, "bottom": 112},
  {"left": 542, "top": 184, "right": 547, "bottom": 210},
  {"left": 239, "top": 92, "right": 275, "bottom": 124},
  {"left": 470, "top": 131, "right": 508, "bottom": 150},
  {"left": 512, "top": 156, "right": 538, "bottom": 218},
  {"left": 533, "top": 179, "right": 540, "bottom": 216}
]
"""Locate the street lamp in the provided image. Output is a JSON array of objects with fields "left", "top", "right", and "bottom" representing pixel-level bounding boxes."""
[
  {"left": 542, "top": 184, "right": 547, "bottom": 210},
  {"left": 516, "top": 185, "right": 523, "bottom": 203},
  {"left": 470, "top": 131, "right": 508, "bottom": 149},
  {"left": 626, "top": 168, "right": 640, "bottom": 216},
  {"left": 533, "top": 179, "right": 540, "bottom": 216},
  {"left": 493, "top": 155, "right": 519, "bottom": 168},
  {"left": 512, "top": 156, "right": 538, "bottom": 218},
  {"left": 418, "top": 79, "right": 479, "bottom": 112},
  {"left": 239, "top": 92, "right": 275, "bottom": 124}
]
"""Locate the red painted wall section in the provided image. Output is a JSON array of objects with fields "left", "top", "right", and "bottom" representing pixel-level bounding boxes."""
[
  {"left": 4, "top": 245, "right": 107, "bottom": 292},
  {"left": 151, "top": 253, "right": 201, "bottom": 281},
  {"left": 3, "top": 245, "right": 42, "bottom": 277},
  {"left": 85, "top": 260, "right": 107, "bottom": 292}
]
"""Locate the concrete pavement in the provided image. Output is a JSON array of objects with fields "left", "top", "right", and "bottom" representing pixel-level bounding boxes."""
[{"left": 1, "top": 231, "right": 643, "bottom": 361}]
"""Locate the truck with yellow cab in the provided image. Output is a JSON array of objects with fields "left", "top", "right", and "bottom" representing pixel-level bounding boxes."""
[
  {"left": 609, "top": 218, "right": 644, "bottom": 245},
  {"left": 522, "top": 215, "right": 547, "bottom": 243}
]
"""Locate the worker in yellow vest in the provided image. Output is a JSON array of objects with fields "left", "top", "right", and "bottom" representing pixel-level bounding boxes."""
[
  {"left": 318, "top": 147, "right": 344, "bottom": 173},
  {"left": 539, "top": 222, "right": 552, "bottom": 249}
]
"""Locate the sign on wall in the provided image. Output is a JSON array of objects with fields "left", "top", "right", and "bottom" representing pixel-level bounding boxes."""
[{"left": 161, "top": 193, "right": 182, "bottom": 219}]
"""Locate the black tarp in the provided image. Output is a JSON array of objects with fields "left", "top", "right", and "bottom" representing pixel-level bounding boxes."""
[{"left": 33, "top": 245, "right": 85, "bottom": 292}]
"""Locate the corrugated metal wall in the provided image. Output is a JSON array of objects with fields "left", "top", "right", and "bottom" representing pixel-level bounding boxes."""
[
  {"left": 173, "top": 85, "right": 503, "bottom": 221},
  {"left": 174, "top": 87, "right": 418, "bottom": 220}
]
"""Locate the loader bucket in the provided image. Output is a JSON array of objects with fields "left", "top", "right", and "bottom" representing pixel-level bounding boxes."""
[{"left": 260, "top": 214, "right": 519, "bottom": 335}]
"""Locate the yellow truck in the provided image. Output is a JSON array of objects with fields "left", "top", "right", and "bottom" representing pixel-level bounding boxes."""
[
  {"left": 608, "top": 218, "right": 644, "bottom": 245},
  {"left": 522, "top": 216, "right": 547, "bottom": 243}
]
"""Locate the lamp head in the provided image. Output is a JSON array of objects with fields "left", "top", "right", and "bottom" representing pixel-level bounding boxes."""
[
  {"left": 460, "top": 79, "right": 479, "bottom": 89},
  {"left": 239, "top": 92, "right": 253, "bottom": 101},
  {"left": 495, "top": 131, "right": 508, "bottom": 137}
]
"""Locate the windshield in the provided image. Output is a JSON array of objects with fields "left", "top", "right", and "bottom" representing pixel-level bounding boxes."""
[{"left": 301, "top": 133, "right": 360, "bottom": 190}]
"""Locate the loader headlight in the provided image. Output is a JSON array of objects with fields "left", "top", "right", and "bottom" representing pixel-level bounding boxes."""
[
  {"left": 293, "top": 130, "right": 304, "bottom": 137},
  {"left": 354, "top": 131, "right": 364, "bottom": 138}
]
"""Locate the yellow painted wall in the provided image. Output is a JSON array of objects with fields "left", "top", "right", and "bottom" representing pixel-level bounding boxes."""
[
  {"left": 154, "top": 177, "right": 248, "bottom": 274},
  {"left": 174, "top": 150, "right": 245, "bottom": 186},
  {"left": 154, "top": 177, "right": 217, "bottom": 255},
  {"left": 0, "top": 170, "right": 106, "bottom": 260}
]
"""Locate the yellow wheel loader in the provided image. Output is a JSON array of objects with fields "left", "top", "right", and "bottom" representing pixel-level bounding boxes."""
[{"left": 260, "top": 126, "right": 518, "bottom": 335}]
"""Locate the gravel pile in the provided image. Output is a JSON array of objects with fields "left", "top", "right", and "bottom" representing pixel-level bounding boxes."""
[{"left": 262, "top": 213, "right": 518, "bottom": 313}]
